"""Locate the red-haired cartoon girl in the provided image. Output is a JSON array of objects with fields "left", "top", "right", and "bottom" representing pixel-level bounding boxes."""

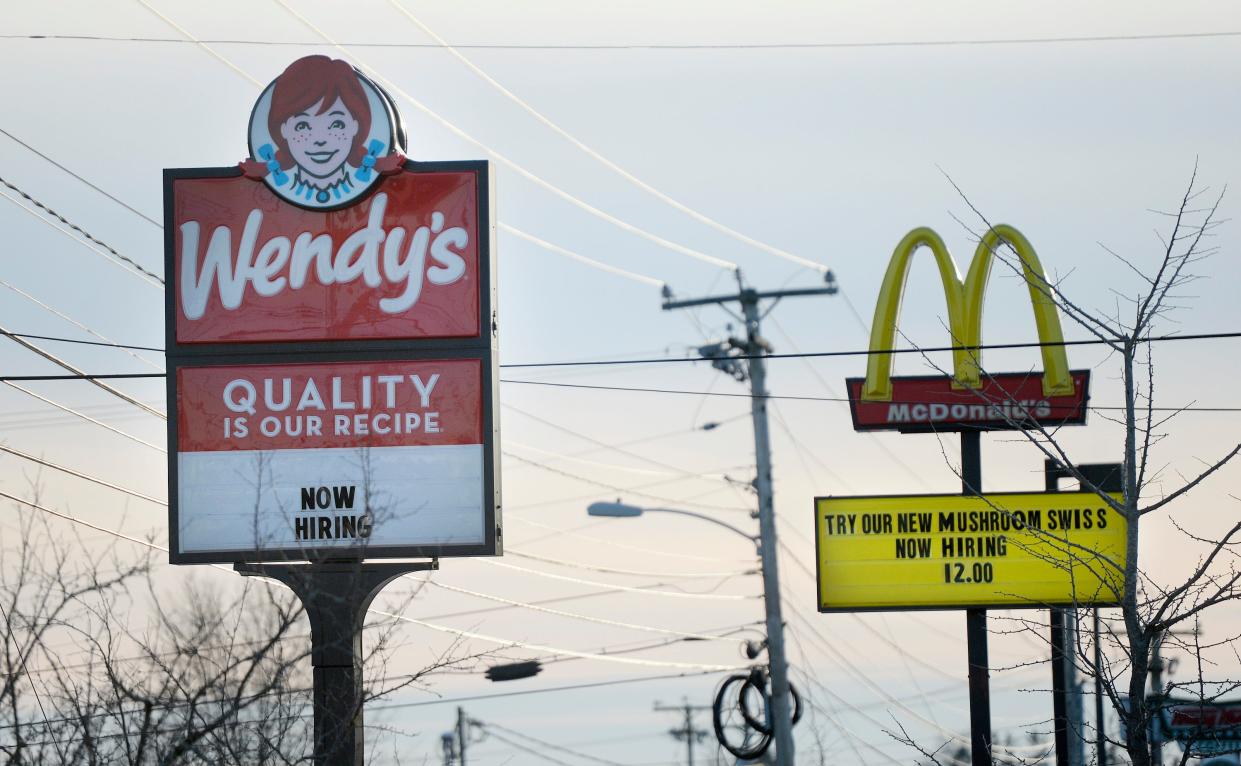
[{"left": 244, "top": 56, "right": 404, "bottom": 209}]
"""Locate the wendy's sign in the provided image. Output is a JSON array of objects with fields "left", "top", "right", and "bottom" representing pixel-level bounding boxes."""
[
  {"left": 171, "top": 172, "right": 481, "bottom": 343},
  {"left": 164, "top": 56, "right": 499, "bottom": 564}
]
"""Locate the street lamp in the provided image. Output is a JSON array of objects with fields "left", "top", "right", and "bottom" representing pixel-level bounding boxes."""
[{"left": 587, "top": 498, "right": 795, "bottom": 759}]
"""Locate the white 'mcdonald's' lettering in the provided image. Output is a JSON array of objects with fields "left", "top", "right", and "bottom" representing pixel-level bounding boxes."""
[{"left": 179, "top": 193, "right": 468, "bottom": 320}]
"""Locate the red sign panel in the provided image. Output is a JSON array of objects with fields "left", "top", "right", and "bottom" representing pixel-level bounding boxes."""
[
  {"left": 178, "top": 359, "right": 482, "bottom": 452},
  {"left": 845, "top": 371, "right": 1090, "bottom": 433},
  {"left": 171, "top": 170, "right": 480, "bottom": 343}
]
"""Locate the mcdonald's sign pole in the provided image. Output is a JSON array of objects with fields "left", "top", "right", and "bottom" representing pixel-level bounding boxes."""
[
  {"left": 823, "top": 225, "right": 1105, "bottom": 766},
  {"left": 961, "top": 428, "right": 992, "bottom": 765},
  {"left": 663, "top": 270, "right": 839, "bottom": 766}
]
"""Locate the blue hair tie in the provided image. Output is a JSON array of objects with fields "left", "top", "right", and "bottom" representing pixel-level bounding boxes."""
[
  {"left": 257, "top": 144, "right": 288, "bottom": 186},
  {"left": 354, "top": 139, "right": 386, "bottom": 182}
]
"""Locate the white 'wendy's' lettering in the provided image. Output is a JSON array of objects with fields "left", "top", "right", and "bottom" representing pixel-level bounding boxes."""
[{"left": 178, "top": 193, "right": 468, "bottom": 320}]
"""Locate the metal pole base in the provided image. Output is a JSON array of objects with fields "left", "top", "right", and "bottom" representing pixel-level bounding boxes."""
[{"left": 236, "top": 559, "right": 438, "bottom": 766}]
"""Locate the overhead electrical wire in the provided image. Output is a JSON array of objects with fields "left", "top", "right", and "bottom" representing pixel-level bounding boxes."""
[
  {"left": 4, "top": 29, "right": 1237, "bottom": 51},
  {"left": 0, "top": 326, "right": 165, "bottom": 419},
  {"left": 500, "top": 224, "right": 666, "bottom": 288},
  {"left": 471, "top": 728, "right": 587, "bottom": 766},
  {"left": 503, "top": 450, "right": 751, "bottom": 513},
  {"left": 504, "top": 403, "right": 742, "bottom": 485},
  {"left": 134, "top": 0, "right": 737, "bottom": 273},
  {"left": 12, "top": 328, "right": 1241, "bottom": 366},
  {"left": 0, "top": 127, "right": 161, "bottom": 227},
  {"left": 505, "top": 549, "right": 757, "bottom": 580},
  {"left": 471, "top": 717, "right": 629, "bottom": 766},
  {"left": 0, "top": 178, "right": 163, "bottom": 285},
  {"left": 0, "top": 381, "right": 165, "bottom": 452},
  {"left": 507, "top": 516, "right": 752, "bottom": 564},
  {"left": 0, "top": 490, "right": 748, "bottom": 672},
  {"left": 0, "top": 445, "right": 165, "bottom": 505},
  {"left": 496, "top": 378, "right": 1241, "bottom": 414},
  {"left": 419, "top": 576, "right": 742, "bottom": 642},
  {"left": 766, "top": 312, "right": 930, "bottom": 490},
  {"left": 9, "top": 367, "right": 1241, "bottom": 414},
  {"left": 268, "top": 0, "right": 739, "bottom": 272},
  {"left": 0, "top": 444, "right": 756, "bottom": 590},
  {"left": 387, "top": 0, "right": 829, "bottom": 274},
  {"left": 477, "top": 559, "right": 759, "bottom": 601},
  {"left": 783, "top": 598, "right": 1055, "bottom": 759},
  {"left": 365, "top": 669, "right": 725, "bottom": 710},
  {"left": 506, "top": 439, "right": 733, "bottom": 481},
  {"left": 0, "top": 283, "right": 164, "bottom": 369}
]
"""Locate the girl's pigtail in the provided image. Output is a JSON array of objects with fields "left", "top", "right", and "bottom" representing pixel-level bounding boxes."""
[
  {"left": 354, "top": 141, "right": 406, "bottom": 181},
  {"left": 239, "top": 144, "right": 289, "bottom": 184}
]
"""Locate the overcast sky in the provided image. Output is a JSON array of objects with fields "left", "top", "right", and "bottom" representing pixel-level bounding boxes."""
[{"left": 2, "top": 2, "right": 1240, "bottom": 764}]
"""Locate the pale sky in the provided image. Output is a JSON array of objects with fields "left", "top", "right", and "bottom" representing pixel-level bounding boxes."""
[{"left": 2, "top": 1, "right": 1240, "bottom": 764}]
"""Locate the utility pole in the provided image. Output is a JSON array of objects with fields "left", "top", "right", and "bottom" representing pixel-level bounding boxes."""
[
  {"left": 663, "top": 269, "right": 837, "bottom": 766},
  {"left": 655, "top": 698, "right": 712, "bottom": 765},
  {"left": 456, "top": 706, "right": 469, "bottom": 766}
]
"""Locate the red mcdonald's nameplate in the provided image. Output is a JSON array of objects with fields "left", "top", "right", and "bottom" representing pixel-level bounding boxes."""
[
  {"left": 845, "top": 371, "right": 1090, "bottom": 433},
  {"left": 170, "top": 168, "right": 481, "bottom": 343}
]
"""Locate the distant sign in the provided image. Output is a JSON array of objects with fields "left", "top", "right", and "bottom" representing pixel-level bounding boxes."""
[
  {"left": 165, "top": 55, "right": 499, "bottom": 564},
  {"left": 1158, "top": 700, "right": 1241, "bottom": 757},
  {"left": 814, "top": 492, "right": 1125, "bottom": 611},
  {"left": 846, "top": 225, "right": 1090, "bottom": 432}
]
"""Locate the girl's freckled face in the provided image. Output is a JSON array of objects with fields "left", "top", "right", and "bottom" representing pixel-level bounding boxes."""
[{"left": 279, "top": 97, "right": 360, "bottom": 178}]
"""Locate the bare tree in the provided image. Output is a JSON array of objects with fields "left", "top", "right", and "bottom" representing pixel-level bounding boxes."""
[
  {"left": 913, "top": 166, "right": 1240, "bottom": 765},
  {"left": 0, "top": 486, "right": 481, "bottom": 765}
]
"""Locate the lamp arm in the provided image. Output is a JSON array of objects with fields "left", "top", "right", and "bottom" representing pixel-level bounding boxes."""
[{"left": 644, "top": 508, "right": 758, "bottom": 547}]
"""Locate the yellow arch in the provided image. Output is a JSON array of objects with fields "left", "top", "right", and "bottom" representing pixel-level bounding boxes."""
[{"left": 862, "top": 225, "right": 1073, "bottom": 401}]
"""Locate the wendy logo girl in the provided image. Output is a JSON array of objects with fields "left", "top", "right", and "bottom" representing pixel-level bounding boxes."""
[{"left": 243, "top": 56, "right": 406, "bottom": 210}]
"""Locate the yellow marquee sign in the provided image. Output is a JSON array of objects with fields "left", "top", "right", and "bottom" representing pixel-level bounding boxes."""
[
  {"left": 863, "top": 225, "right": 1074, "bottom": 401},
  {"left": 815, "top": 492, "right": 1125, "bottom": 611}
]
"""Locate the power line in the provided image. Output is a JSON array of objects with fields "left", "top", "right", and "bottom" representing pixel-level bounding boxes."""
[
  {"left": 10, "top": 328, "right": 1241, "bottom": 366},
  {"left": 423, "top": 576, "right": 746, "bottom": 642},
  {"left": 0, "top": 490, "right": 747, "bottom": 672},
  {"left": 0, "top": 280, "right": 165, "bottom": 369},
  {"left": 388, "top": 0, "right": 829, "bottom": 274},
  {"left": 0, "top": 326, "right": 166, "bottom": 419},
  {"left": 503, "top": 450, "right": 751, "bottom": 514},
  {"left": 505, "top": 549, "right": 757, "bottom": 580},
  {"left": 508, "top": 516, "right": 751, "bottom": 565},
  {"left": 372, "top": 670, "right": 724, "bottom": 710},
  {"left": 2, "top": 331, "right": 164, "bottom": 353},
  {"left": 473, "top": 717, "right": 629, "bottom": 766},
  {"left": 501, "top": 223, "right": 666, "bottom": 287},
  {"left": 1, "top": 380, "right": 166, "bottom": 452},
  {"left": 3, "top": 30, "right": 1238, "bottom": 49},
  {"left": 473, "top": 727, "right": 590, "bottom": 766},
  {"left": 0, "top": 175, "right": 163, "bottom": 284},
  {"left": 8, "top": 369, "right": 1241, "bottom": 414},
  {"left": 0, "top": 127, "right": 162, "bottom": 227},
  {"left": 0, "top": 445, "right": 165, "bottom": 505},
  {"left": 497, "top": 379, "right": 1241, "bottom": 414},
  {"left": 477, "top": 559, "right": 759, "bottom": 601},
  {"left": 141, "top": 0, "right": 739, "bottom": 272}
]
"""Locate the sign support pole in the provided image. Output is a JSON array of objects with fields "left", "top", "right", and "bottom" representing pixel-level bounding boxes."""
[
  {"left": 236, "top": 559, "right": 438, "bottom": 765},
  {"left": 961, "top": 430, "right": 992, "bottom": 766},
  {"left": 1046, "top": 462, "right": 1074, "bottom": 766}
]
